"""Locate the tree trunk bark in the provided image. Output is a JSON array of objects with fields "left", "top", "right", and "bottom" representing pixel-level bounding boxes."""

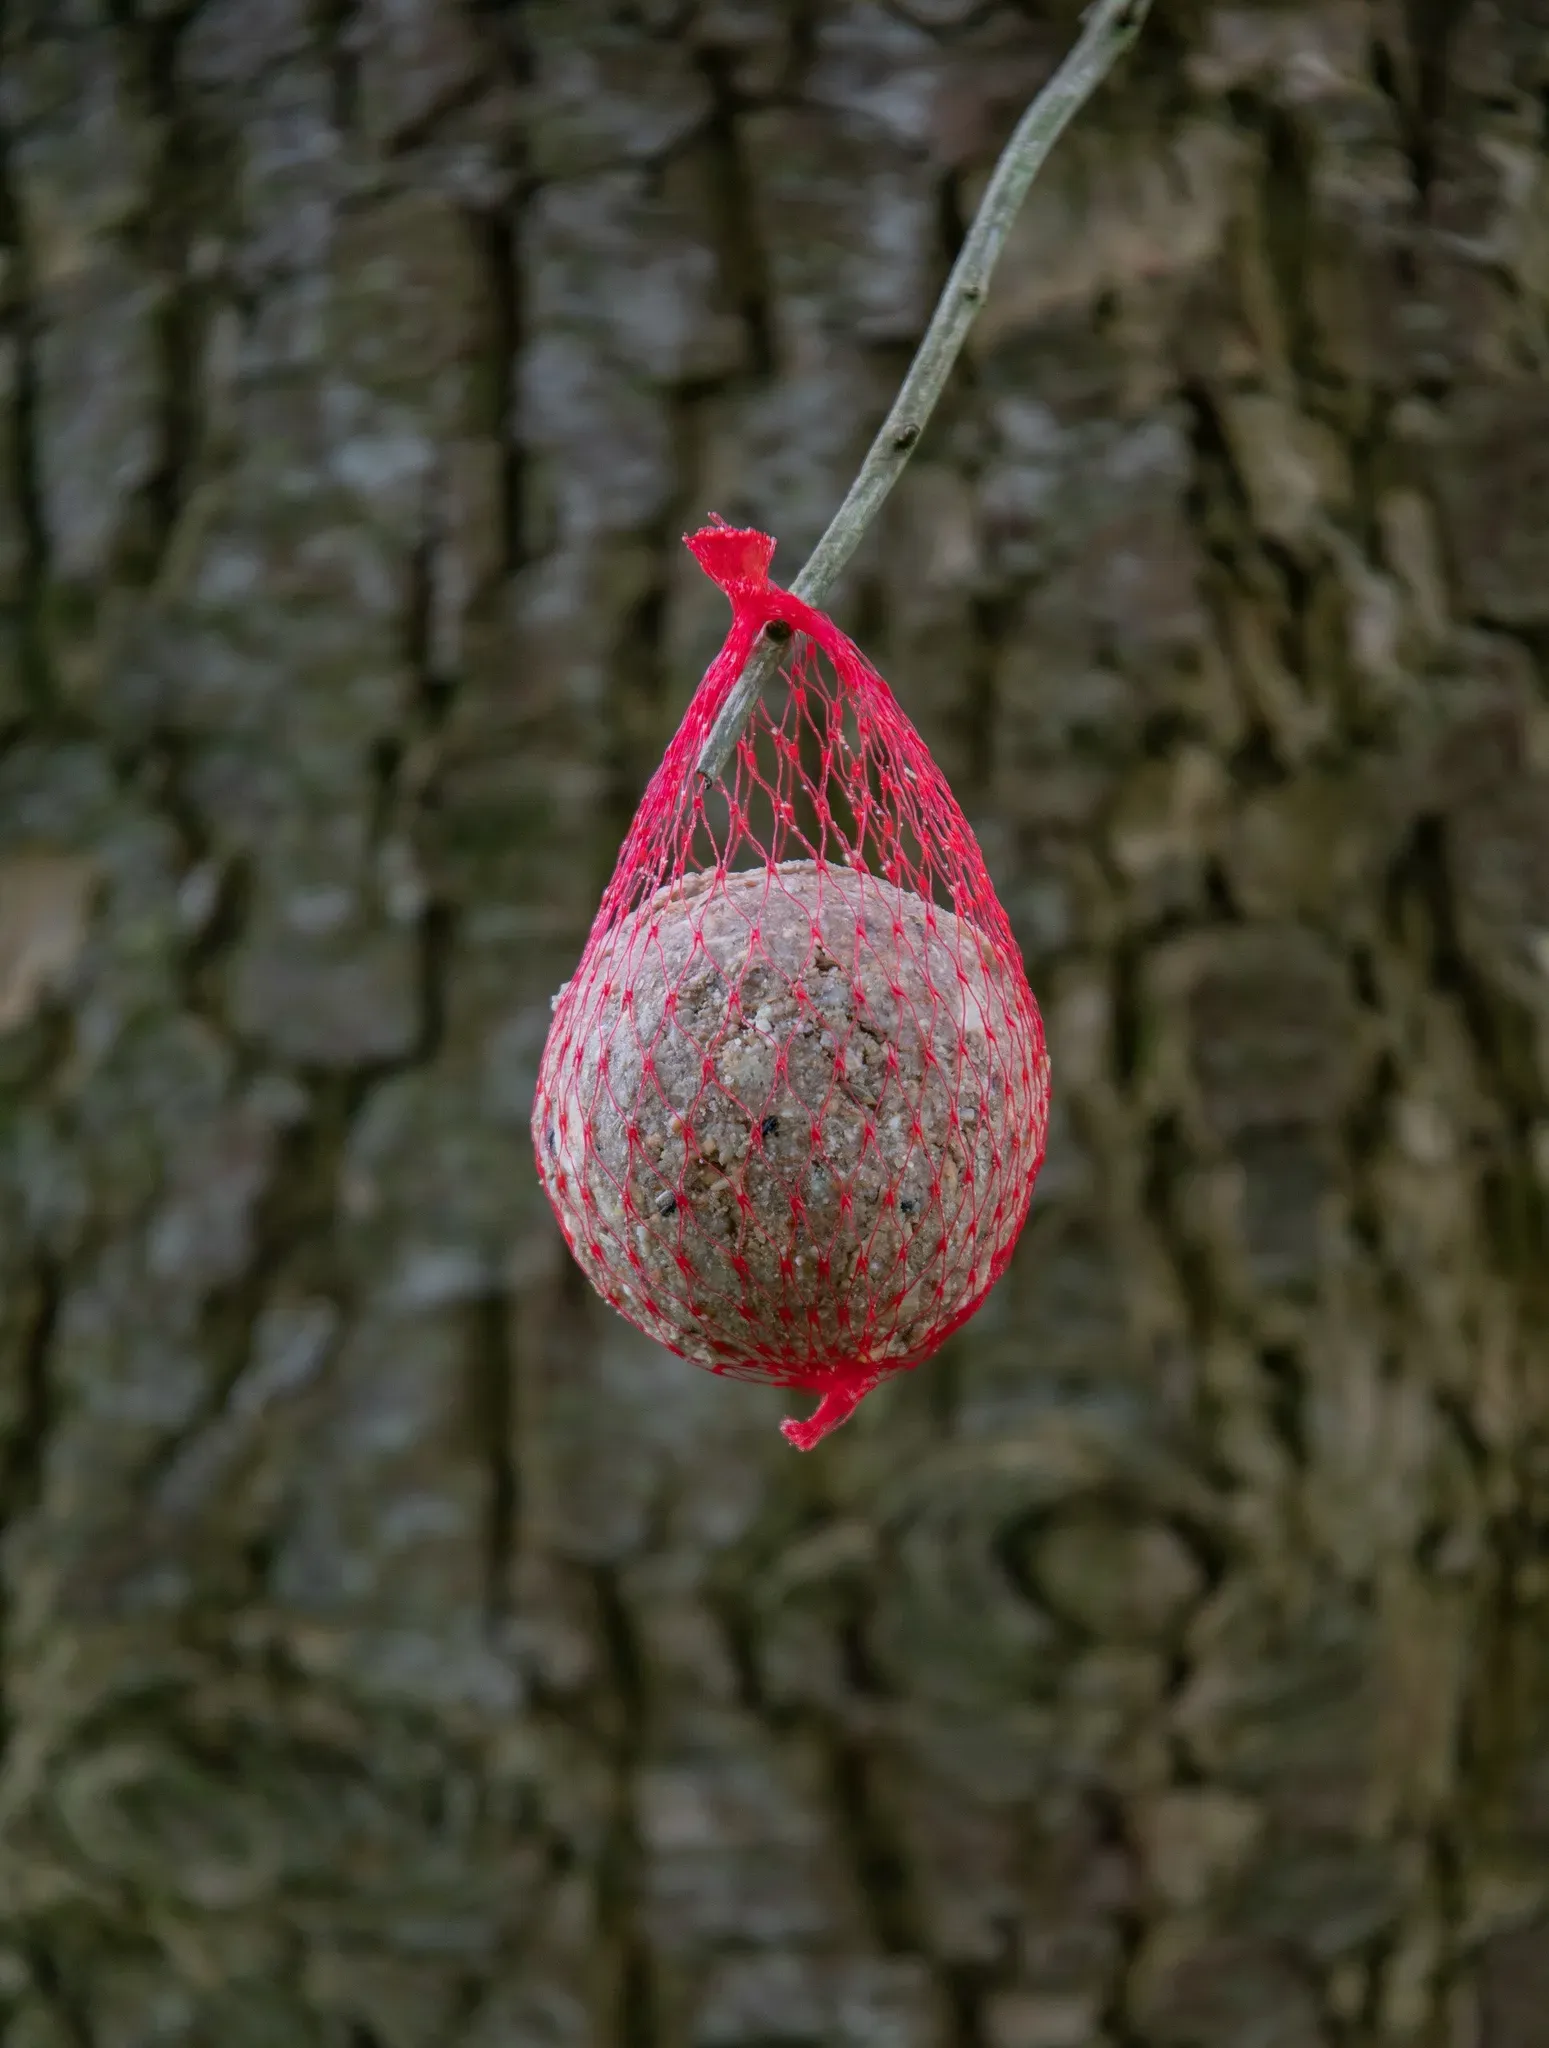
[{"left": 1, "top": 1, "right": 1547, "bottom": 2044}]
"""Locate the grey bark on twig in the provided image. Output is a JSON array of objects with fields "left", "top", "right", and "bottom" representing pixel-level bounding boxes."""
[{"left": 694, "top": 0, "right": 1153, "bottom": 787}]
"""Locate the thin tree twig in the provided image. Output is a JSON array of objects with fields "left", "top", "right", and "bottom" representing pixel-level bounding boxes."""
[{"left": 695, "top": 0, "right": 1152, "bottom": 787}]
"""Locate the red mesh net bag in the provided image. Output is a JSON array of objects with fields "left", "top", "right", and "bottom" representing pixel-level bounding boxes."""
[{"left": 533, "top": 523, "right": 1050, "bottom": 1449}]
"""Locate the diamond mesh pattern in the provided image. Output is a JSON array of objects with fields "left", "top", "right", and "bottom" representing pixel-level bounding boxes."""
[{"left": 533, "top": 524, "right": 1050, "bottom": 1448}]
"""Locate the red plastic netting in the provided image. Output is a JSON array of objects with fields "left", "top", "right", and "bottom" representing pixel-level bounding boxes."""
[{"left": 533, "top": 523, "right": 1050, "bottom": 1448}]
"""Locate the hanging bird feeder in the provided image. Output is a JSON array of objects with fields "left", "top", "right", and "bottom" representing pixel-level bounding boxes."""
[{"left": 534, "top": 526, "right": 1049, "bottom": 1446}]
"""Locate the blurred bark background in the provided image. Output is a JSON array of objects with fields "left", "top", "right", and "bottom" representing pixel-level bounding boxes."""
[{"left": 1, "top": 0, "right": 1548, "bottom": 2043}]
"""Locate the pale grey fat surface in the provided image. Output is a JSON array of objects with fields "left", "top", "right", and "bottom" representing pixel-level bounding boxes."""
[{"left": 537, "top": 860, "right": 1046, "bottom": 1377}]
